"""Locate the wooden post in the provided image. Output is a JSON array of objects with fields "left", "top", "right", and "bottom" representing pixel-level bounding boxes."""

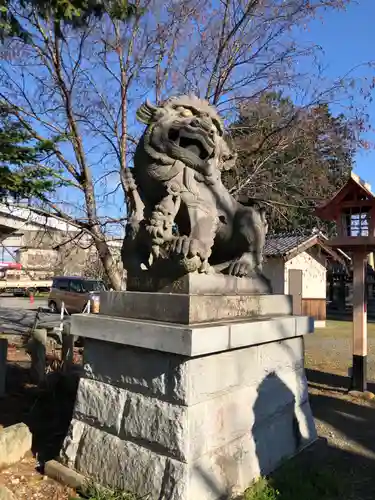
[{"left": 351, "top": 251, "right": 367, "bottom": 392}]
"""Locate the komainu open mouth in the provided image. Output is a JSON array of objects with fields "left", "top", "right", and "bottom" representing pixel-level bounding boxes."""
[{"left": 168, "top": 128, "right": 213, "bottom": 160}]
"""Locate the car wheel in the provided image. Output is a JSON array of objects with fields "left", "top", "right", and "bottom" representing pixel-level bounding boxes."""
[{"left": 49, "top": 301, "right": 59, "bottom": 314}]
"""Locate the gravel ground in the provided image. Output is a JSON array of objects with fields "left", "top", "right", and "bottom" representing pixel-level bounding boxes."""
[{"left": 0, "top": 454, "right": 76, "bottom": 500}]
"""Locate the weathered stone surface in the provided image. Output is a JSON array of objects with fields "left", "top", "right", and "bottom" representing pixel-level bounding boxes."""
[
  {"left": 0, "top": 423, "right": 32, "bottom": 469},
  {"left": 83, "top": 338, "right": 188, "bottom": 403},
  {"left": 60, "top": 419, "right": 85, "bottom": 469},
  {"left": 74, "top": 379, "right": 127, "bottom": 435},
  {"left": 72, "top": 313, "right": 313, "bottom": 357},
  {"left": 257, "top": 336, "right": 304, "bottom": 374},
  {"left": 185, "top": 336, "right": 303, "bottom": 405},
  {"left": 69, "top": 368, "right": 310, "bottom": 465},
  {"left": 73, "top": 314, "right": 191, "bottom": 355},
  {"left": 190, "top": 399, "right": 316, "bottom": 500},
  {"left": 82, "top": 336, "right": 305, "bottom": 407},
  {"left": 45, "top": 460, "right": 86, "bottom": 490},
  {"left": 121, "top": 391, "right": 188, "bottom": 461},
  {"left": 188, "top": 368, "right": 308, "bottom": 460},
  {"left": 100, "top": 291, "right": 292, "bottom": 324},
  {"left": 0, "top": 486, "right": 16, "bottom": 500},
  {"left": 72, "top": 379, "right": 189, "bottom": 461},
  {"left": 61, "top": 421, "right": 188, "bottom": 500},
  {"left": 189, "top": 433, "right": 260, "bottom": 500},
  {"left": 126, "top": 272, "right": 271, "bottom": 294},
  {"left": 75, "top": 424, "right": 169, "bottom": 498},
  {"left": 62, "top": 395, "right": 316, "bottom": 500},
  {"left": 229, "top": 316, "right": 313, "bottom": 350}
]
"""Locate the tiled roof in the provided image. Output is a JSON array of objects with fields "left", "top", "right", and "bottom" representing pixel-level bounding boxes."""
[{"left": 264, "top": 232, "right": 318, "bottom": 257}]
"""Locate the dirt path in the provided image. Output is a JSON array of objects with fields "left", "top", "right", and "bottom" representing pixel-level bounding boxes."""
[{"left": 0, "top": 453, "right": 75, "bottom": 500}]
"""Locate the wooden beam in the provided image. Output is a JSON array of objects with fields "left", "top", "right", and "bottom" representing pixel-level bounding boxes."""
[{"left": 339, "top": 200, "right": 374, "bottom": 209}]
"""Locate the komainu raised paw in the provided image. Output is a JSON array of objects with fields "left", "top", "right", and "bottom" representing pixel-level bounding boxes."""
[
  {"left": 169, "top": 236, "right": 210, "bottom": 260},
  {"left": 228, "top": 253, "right": 256, "bottom": 277}
]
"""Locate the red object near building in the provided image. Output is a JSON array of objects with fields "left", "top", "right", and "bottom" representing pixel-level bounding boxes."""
[{"left": 0, "top": 262, "right": 22, "bottom": 270}]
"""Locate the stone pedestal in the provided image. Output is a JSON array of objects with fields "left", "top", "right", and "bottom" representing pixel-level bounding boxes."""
[{"left": 60, "top": 288, "right": 316, "bottom": 500}]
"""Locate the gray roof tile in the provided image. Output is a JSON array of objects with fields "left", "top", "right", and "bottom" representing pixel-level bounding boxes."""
[{"left": 264, "top": 233, "right": 315, "bottom": 257}]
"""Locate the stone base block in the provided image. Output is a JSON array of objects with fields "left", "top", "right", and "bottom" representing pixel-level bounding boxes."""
[
  {"left": 72, "top": 313, "right": 313, "bottom": 356},
  {"left": 126, "top": 271, "right": 271, "bottom": 295},
  {"left": 99, "top": 291, "right": 292, "bottom": 324},
  {"left": 60, "top": 322, "right": 317, "bottom": 500}
]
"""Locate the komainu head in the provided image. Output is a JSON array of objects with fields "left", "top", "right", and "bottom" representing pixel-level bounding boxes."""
[{"left": 135, "top": 95, "right": 236, "bottom": 172}]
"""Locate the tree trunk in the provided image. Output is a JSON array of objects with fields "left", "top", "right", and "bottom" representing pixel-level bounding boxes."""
[{"left": 94, "top": 237, "right": 123, "bottom": 290}]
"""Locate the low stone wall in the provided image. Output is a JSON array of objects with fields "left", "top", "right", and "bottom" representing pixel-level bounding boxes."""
[{"left": 61, "top": 333, "right": 316, "bottom": 500}]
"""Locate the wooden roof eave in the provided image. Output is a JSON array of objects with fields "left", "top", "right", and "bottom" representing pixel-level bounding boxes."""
[
  {"left": 315, "top": 175, "right": 375, "bottom": 221},
  {"left": 280, "top": 234, "right": 349, "bottom": 266}
]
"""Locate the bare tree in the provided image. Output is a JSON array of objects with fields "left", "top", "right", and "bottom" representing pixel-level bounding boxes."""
[
  {"left": 179, "top": 0, "right": 354, "bottom": 108},
  {"left": 0, "top": 0, "right": 200, "bottom": 288}
]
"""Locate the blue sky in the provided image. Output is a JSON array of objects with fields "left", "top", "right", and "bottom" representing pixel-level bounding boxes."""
[{"left": 299, "top": 0, "right": 375, "bottom": 186}]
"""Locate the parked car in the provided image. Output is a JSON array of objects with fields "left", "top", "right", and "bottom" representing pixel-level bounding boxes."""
[{"left": 48, "top": 276, "right": 107, "bottom": 314}]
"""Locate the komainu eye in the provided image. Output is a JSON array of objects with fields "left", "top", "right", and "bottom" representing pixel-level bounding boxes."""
[{"left": 180, "top": 108, "right": 193, "bottom": 117}]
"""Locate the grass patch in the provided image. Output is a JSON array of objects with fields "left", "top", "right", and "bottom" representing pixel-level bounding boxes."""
[
  {"left": 243, "top": 460, "right": 344, "bottom": 500},
  {"left": 315, "top": 320, "right": 375, "bottom": 338},
  {"left": 243, "top": 477, "right": 279, "bottom": 500}
]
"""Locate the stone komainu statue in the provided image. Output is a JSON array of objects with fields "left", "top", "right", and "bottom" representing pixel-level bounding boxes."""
[{"left": 122, "top": 95, "right": 268, "bottom": 279}]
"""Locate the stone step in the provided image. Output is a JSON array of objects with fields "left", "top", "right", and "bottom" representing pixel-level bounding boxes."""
[{"left": 99, "top": 291, "right": 293, "bottom": 324}]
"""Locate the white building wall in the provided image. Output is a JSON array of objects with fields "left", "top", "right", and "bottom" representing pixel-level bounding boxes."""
[{"left": 284, "top": 251, "right": 326, "bottom": 299}]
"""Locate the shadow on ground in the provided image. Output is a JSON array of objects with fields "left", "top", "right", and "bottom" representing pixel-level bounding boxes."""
[
  {"left": 306, "top": 368, "right": 375, "bottom": 392},
  {"left": 269, "top": 438, "right": 375, "bottom": 500},
  {"left": 300, "top": 368, "right": 375, "bottom": 499},
  {"left": 307, "top": 368, "right": 375, "bottom": 454},
  {"left": 0, "top": 361, "right": 79, "bottom": 466}
]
